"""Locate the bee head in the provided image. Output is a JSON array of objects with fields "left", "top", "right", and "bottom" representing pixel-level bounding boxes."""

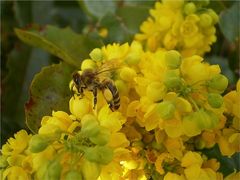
[{"left": 72, "top": 72, "right": 81, "bottom": 85}]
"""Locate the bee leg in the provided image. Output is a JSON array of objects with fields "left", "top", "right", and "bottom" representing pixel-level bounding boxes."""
[
  {"left": 92, "top": 87, "right": 98, "bottom": 109},
  {"left": 70, "top": 83, "right": 76, "bottom": 99},
  {"left": 79, "top": 87, "right": 85, "bottom": 98}
]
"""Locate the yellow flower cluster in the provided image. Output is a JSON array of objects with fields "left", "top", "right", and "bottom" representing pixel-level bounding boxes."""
[
  {"left": 135, "top": 0, "right": 218, "bottom": 57},
  {"left": 1, "top": 1, "right": 239, "bottom": 179},
  {"left": 1, "top": 40, "right": 239, "bottom": 179}
]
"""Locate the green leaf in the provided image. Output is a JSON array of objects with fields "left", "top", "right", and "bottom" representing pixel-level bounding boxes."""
[
  {"left": 14, "top": 1, "right": 32, "bottom": 27},
  {"left": 1, "top": 44, "right": 31, "bottom": 143},
  {"left": 116, "top": 5, "right": 151, "bottom": 35},
  {"left": 15, "top": 25, "right": 101, "bottom": 67},
  {"left": 80, "top": 0, "right": 117, "bottom": 19},
  {"left": 202, "top": 145, "right": 240, "bottom": 177},
  {"left": 100, "top": 12, "right": 131, "bottom": 43},
  {"left": 219, "top": 2, "right": 240, "bottom": 43},
  {"left": 98, "top": 5, "right": 150, "bottom": 43},
  {"left": 25, "top": 62, "right": 74, "bottom": 133},
  {"left": 123, "top": 0, "right": 155, "bottom": 7}
]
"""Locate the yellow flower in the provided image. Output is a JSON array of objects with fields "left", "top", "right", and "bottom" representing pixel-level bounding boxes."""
[
  {"left": 39, "top": 111, "right": 78, "bottom": 134},
  {"left": 202, "top": 159, "right": 220, "bottom": 171},
  {"left": 181, "top": 151, "right": 203, "bottom": 167},
  {"left": 224, "top": 80, "right": 240, "bottom": 119},
  {"left": 98, "top": 105, "right": 126, "bottom": 133},
  {"left": 1, "top": 130, "right": 31, "bottom": 156},
  {"left": 184, "top": 165, "right": 217, "bottom": 180},
  {"left": 3, "top": 166, "right": 30, "bottom": 180},
  {"left": 136, "top": 1, "right": 218, "bottom": 56},
  {"left": 69, "top": 96, "right": 92, "bottom": 120},
  {"left": 225, "top": 172, "right": 240, "bottom": 180},
  {"left": 164, "top": 172, "right": 185, "bottom": 180},
  {"left": 155, "top": 152, "right": 173, "bottom": 175},
  {"left": 164, "top": 138, "right": 184, "bottom": 160}
]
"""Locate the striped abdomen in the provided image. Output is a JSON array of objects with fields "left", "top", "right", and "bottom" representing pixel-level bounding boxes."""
[{"left": 105, "top": 81, "right": 120, "bottom": 111}]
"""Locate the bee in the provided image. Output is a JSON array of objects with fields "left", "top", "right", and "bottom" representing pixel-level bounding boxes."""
[{"left": 71, "top": 61, "right": 121, "bottom": 111}]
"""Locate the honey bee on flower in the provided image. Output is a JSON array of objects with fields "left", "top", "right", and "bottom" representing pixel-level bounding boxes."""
[{"left": 71, "top": 58, "right": 122, "bottom": 111}]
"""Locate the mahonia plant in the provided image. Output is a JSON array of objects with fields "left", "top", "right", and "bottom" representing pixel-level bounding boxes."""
[{"left": 1, "top": 0, "right": 239, "bottom": 180}]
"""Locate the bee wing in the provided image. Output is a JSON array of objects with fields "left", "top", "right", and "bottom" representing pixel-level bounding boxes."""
[{"left": 95, "top": 59, "right": 122, "bottom": 80}]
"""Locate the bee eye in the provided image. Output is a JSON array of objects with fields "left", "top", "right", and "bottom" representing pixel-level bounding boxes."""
[{"left": 73, "top": 73, "right": 81, "bottom": 85}]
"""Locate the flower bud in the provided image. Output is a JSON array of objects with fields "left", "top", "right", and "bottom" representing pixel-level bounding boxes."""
[
  {"left": 81, "top": 114, "right": 100, "bottom": 137},
  {"left": 125, "top": 52, "right": 140, "bottom": 65},
  {"left": 69, "top": 97, "right": 91, "bottom": 119},
  {"left": 120, "top": 67, "right": 137, "bottom": 82},
  {"left": 81, "top": 159, "right": 101, "bottom": 180},
  {"left": 164, "top": 71, "right": 182, "bottom": 89},
  {"left": 89, "top": 48, "right": 103, "bottom": 61},
  {"left": 207, "top": 93, "right": 223, "bottom": 108},
  {"left": 156, "top": 101, "right": 175, "bottom": 120},
  {"left": 84, "top": 146, "right": 113, "bottom": 165},
  {"left": 81, "top": 59, "right": 96, "bottom": 70},
  {"left": 196, "top": 110, "right": 219, "bottom": 129},
  {"left": 115, "top": 80, "right": 128, "bottom": 95},
  {"left": 47, "top": 159, "right": 62, "bottom": 180},
  {"left": 98, "top": 28, "right": 108, "bottom": 38},
  {"left": 184, "top": 2, "right": 196, "bottom": 15},
  {"left": 195, "top": 138, "right": 206, "bottom": 150},
  {"left": 208, "top": 9, "right": 219, "bottom": 24},
  {"left": 146, "top": 82, "right": 166, "bottom": 102},
  {"left": 151, "top": 141, "right": 163, "bottom": 150},
  {"left": 29, "top": 134, "right": 50, "bottom": 153},
  {"left": 165, "top": 50, "right": 182, "bottom": 69},
  {"left": 65, "top": 170, "right": 82, "bottom": 180},
  {"left": 207, "top": 74, "right": 228, "bottom": 93},
  {"left": 89, "top": 127, "right": 110, "bottom": 145},
  {"left": 199, "top": 13, "right": 212, "bottom": 27},
  {"left": 0, "top": 156, "right": 8, "bottom": 168},
  {"left": 198, "top": 0, "right": 210, "bottom": 6},
  {"left": 182, "top": 113, "right": 201, "bottom": 137}
]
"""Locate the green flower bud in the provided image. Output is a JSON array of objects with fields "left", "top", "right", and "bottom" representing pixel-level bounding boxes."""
[
  {"left": 199, "top": 13, "right": 213, "bottom": 27},
  {"left": 182, "top": 113, "right": 201, "bottom": 137},
  {"left": 165, "top": 50, "right": 182, "bottom": 69},
  {"left": 207, "top": 74, "right": 228, "bottom": 93},
  {"left": 65, "top": 170, "right": 82, "bottom": 180},
  {"left": 196, "top": 109, "right": 219, "bottom": 129},
  {"left": 89, "top": 48, "right": 103, "bottom": 61},
  {"left": 151, "top": 141, "right": 163, "bottom": 150},
  {"left": 84, "top": 146, "right": 113, "bottom": 165},
  {"left": 164, "top": 71, "right": 182, "bottom": 89},
  {"left": 115, "top": 80, "right": 128, "bottom": 95},
  {"left": 195, "top": 138, "right": 206, "bottom": 150},
  {"left": 89, "top": 127, "right": 110, "bottom": 146},
  {"left": 0, "top": 156, "right": 8, "bottom": 168},
  {"left": 208, "top": 9, "right": 219, "bottom": 24},
  {"left": 199, "top": 0, "right": 209, "bottom": 6},
  {"left": 81, "top": 114, "right": 100, "bottom": 137},
  {"left": 207, "top": 93, "right": 223, "bottom": 108},
  {"left": 156, "top": 101, "right": 175, "bottom": 120},
  {"left": 81, "top": 159, "right": 101, "bottom": 180},
  {"left": 29, "top": 134, "right": 50, "bottom": 153},
  {"left": 184, "top": 2, "right": 196, "bottom": 15},
  {"left": 47, "top": 159, "right": 62, "bottom": 180}
]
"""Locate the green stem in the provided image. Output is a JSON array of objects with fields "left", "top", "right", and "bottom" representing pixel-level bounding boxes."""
[{"left": 188, "top": 96, "right": 200, "bottom": 111}]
